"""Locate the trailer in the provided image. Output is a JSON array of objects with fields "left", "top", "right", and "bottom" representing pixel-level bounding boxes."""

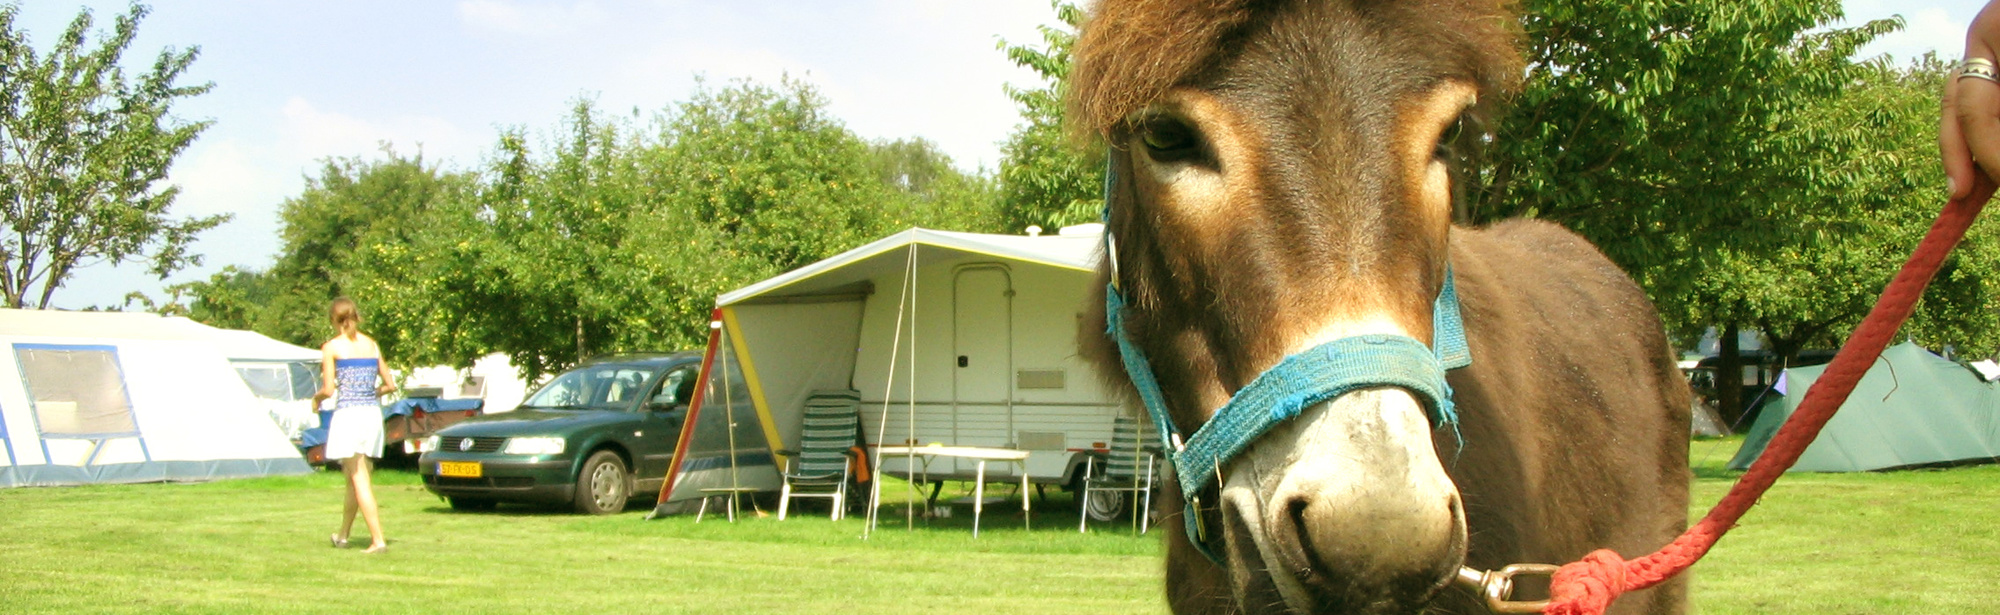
[{"left": 661, "top": 225, "right": 1138, "bottom": 504}]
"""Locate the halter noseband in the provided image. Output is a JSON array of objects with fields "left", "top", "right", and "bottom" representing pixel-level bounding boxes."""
[{"left": 1099, "top": 154, "right": 1472, "bottom": 563}]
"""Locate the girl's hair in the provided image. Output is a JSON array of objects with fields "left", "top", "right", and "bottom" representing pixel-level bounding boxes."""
[{"left": 329, "top": 297, "right": 361, "bottom": 337}]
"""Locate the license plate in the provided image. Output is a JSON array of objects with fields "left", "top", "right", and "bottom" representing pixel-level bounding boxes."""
[{"left": 438, "top": 461, "right": 482, "bottom": 478}]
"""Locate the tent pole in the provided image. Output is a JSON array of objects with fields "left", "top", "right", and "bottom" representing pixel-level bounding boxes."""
[
  {"left": 722, "top": 335, "right": 740, "bottom": 505},
  {"left": 907, "top": 243, "right": 918, "bottom": 530},
  {"left": 865, "top": 243, "right": 918, "bottom": 539}
]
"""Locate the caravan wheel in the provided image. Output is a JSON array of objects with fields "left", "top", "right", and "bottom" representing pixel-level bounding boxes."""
[{"left": 1083, "top": 487, "right": 1126, "bottom": 522}]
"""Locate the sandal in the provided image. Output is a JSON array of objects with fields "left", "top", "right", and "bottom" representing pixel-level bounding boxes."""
[
  {"left": 329, "top": 534, "right": 349, "bottom": 549},
  {"left": 361, "top": 543, "right": 387, "bottom": 555}
]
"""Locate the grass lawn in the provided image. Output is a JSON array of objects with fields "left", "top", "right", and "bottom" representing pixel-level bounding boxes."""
[
  {"left": 2, "top": 439, "right": 1995, "bottom": 614},
  {"left": 1683, "top": 436, "right": 2000, "bottom": 614}
]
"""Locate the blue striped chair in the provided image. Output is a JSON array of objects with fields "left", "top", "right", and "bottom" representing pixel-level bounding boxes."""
[
  {"left": 1078, "top": 414, "right": 1161, "bottom": 533},
  {"left": 777, "top": 389, "right": 862, "bottom": 520}
]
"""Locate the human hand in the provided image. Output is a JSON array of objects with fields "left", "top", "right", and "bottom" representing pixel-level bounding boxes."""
[{"left": 1942, "top": 2, "right": 2000, "bottom": 200}]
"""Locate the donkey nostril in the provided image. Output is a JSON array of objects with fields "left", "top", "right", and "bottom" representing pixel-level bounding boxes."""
[{"left": 1281, "top": 496, "right": 1331, "bottom": 583}]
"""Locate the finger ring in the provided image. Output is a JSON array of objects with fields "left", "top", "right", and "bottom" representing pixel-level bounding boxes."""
[{"left": 1961, "top": 58, "right": 2000, "bottom": 84}]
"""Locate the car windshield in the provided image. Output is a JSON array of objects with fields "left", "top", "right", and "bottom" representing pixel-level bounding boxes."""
[{"left": 521, "top": 365, "right": 657, "bottom": 411}]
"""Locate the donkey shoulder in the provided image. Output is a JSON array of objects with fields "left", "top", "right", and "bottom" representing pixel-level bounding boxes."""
[{"left": 1450, "top": 218, "right": 1666, "bottom": 342}]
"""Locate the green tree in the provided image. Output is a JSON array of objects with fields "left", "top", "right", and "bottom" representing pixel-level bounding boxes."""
[
  {"left": 1470, "top": 0, "right": 1900, "bottom": 418},
  {"left": 867, "top": 137, "right": 1001, "bottom": 232},
  {"left": 251, "top": 149, "right": 481, "bottom": 367},
  {"left": 654, "top": 77, "right": 898, "bottom": 273},
  {"left": 0, "top": 4, "right": 223, "bottom": 308},
  {"left": 173, "top": 265, "right": 273, "bottom": 330},
  {"left": 996, "top": 1, "right": 1101, "bottom": 235},
  {"left": 471, "top": 102, "right": 679, "bottom": 378},
  {"left": 1677, "top": 57, "right": 2000, "bottom": 364}
]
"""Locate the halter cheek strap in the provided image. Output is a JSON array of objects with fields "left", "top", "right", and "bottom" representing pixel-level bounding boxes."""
[{"left": 1100, "top": 153, "right": 1473, "bottom": 564}]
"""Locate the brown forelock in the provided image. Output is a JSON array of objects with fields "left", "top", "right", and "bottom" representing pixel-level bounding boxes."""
[{"left": 1069, "top": 0, "right": 1521, "bottom": 139}]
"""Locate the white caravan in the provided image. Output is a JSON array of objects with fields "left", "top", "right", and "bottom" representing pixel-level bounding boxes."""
[{"left": 700, "top": 225, "right": 1137, "bottom": 490}]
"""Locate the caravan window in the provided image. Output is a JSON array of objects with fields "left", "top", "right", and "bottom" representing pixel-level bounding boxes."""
[{"left": 14, "top": 345, "right": 138, "bottom": 437}]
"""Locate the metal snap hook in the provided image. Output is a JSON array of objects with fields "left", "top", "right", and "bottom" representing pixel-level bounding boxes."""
[{"left": 1455, "top": 564, "right": 1559, "bottom": 614}]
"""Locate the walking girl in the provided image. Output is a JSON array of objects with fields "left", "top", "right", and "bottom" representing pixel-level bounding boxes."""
[{"left": 315, "top": 297, "right": 396, "bottom": 554}]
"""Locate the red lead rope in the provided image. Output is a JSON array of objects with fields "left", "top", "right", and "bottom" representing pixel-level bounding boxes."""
[{"left": 1542, "top": 186, "right": 1997, "bottom": 615}]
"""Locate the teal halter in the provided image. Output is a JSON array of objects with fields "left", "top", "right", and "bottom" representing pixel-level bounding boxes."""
[{"left": 1100, "top": 159, "right": 1472, "bottom": 563}]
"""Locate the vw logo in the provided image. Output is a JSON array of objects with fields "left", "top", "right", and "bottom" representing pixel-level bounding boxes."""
[{"left": 459, "top": 438, "right": 473, "bottom": 452}]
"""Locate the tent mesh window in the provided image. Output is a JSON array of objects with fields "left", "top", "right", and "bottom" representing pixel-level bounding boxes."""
[
  {"left": 15, "top": 346, "right": 138, "bottom": 437},
  {"left": 236, "top": 365, "right": 294, "bottom": 401},
  {"left": 288, "top": 362, "right": 322, "bottom": 401}
]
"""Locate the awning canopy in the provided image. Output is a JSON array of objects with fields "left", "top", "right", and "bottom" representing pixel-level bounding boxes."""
[{"left": 718, "top": 227, "right": 1101, "bottom": 306}]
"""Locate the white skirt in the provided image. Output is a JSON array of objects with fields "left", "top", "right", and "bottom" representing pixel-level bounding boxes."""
[{"left": 324, "top": 404, "right": 385, "bottom": 460}]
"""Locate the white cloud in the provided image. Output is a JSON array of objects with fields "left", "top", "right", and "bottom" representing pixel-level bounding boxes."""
[
  {"left": 170, "top": 139, "right": 278, "bottom": 219},
  {"left": 456, "top": 0, "right": 608, "bottom": 37},
  {"left": 278, "top": 97, "right": 476, "bottom": 164}
]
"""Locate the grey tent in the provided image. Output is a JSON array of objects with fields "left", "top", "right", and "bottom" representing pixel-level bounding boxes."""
[
  {"left": 1689, "top": 400, "right": 1728, "bottom": 438},
  {"left": 1728, "top": 341, "right": 2000, "bottom": 472}
]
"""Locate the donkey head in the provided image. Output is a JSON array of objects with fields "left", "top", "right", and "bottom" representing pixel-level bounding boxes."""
[{"left": 1073, "top": 1, "right": 1520, "bottom": 612}]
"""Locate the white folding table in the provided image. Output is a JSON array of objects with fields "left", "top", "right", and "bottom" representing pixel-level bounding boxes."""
[{"left": 873, "top": 445, "right": 1031, "bottom": 537}]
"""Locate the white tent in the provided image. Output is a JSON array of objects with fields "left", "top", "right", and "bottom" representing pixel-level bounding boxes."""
[
  {"left": 0, "top": 309, "right": 311, "bottom": 487},
  {"left": 679, "top": 226, "right": 1136, "bottom": 493},
  {"left": 175, "top": 320, "right": 326, "bottom": 441}
]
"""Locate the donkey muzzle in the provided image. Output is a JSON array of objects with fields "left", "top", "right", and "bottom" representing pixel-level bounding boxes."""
[{"left": 1219, "top": 387, "right": 1467, "bottom": 613}]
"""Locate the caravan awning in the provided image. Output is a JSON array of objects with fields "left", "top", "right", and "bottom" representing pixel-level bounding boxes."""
[{"left": 717, "top": 227, "right": 1102, "bottom": 307}]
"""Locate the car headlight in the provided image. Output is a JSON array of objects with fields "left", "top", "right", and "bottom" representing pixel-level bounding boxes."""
[
  {"left": 422, "top": 435, "right": 441, "bottom": 451},
  {"left": 502, "top": 436, "right": 566, "bottom": 455}
]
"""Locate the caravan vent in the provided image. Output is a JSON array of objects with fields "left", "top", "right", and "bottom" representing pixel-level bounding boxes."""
[
  {"left": 1016, "top": 369, "right": 1066, "bottom": 390},
  {"left": 1018, "top": 431, "right": 1066, "bottom": 450}
]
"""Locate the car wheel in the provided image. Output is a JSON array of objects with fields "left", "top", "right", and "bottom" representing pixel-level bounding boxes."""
[
  {"left": 574, "top": 450, "right": 629, "bottom": 515},
  {"left": 448, "top": 496, "right": 497, "bottom": 511}
]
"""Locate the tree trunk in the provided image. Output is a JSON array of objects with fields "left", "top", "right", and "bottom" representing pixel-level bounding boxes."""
[
  {"left": 1716, "top": 324, "right": 1744, "bottom": 429},
  {"left": 575, "top": 315, "right": 586, "bottom": 363}
]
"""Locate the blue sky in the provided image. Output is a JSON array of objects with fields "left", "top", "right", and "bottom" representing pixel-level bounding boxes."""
[{"left": 17, "top": 0, "right": 1990, "bottom": 310}]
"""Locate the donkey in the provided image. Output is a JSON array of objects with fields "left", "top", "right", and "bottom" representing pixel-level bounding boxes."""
[{"left": 1070, "top": 1, "right": 1691, "bottom": 614}]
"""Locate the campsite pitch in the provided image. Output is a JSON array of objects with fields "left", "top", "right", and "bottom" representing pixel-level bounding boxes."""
[{"left": 0, "top": 443, "right": 1995, "bottom": 614}]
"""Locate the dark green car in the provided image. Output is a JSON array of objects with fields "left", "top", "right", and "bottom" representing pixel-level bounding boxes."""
[{"left": 419, "top": 353, "right": 701, "bottom": 514}]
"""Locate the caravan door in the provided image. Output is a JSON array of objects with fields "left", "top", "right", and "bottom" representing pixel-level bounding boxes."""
[{"left": 952, "top": 265, "right": 1013, "bottom": 476}]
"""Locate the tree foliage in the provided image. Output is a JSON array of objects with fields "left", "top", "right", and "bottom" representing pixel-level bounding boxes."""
[
  {"left": 0, "top": 3, "right": 223, "bottom": 309},
  {"left": 186, "top": 150, "right": 482, "bottom": 366},
  {"left": 996, "top": 1, "right": 1101, "bottom": 235},
  {"left": 1678, "top": 57, "right": 2000, "bottom": 360},
  {"left": 188, "top": 78, "right": 996, "bottom": 380},
  {"left": 868, "top": 137, "right": 1002, "bottom": 233},
  {"left": 1472, "top": 1, "right": 1894, "bottom": 270},
  {"left": 1464, "top": 1, "right": 1994, "bottom": 415}
]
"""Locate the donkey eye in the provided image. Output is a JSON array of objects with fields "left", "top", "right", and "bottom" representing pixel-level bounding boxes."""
[
  {"left": 1139, "top": 116, "right": 1200, "bottom": 160},
  {"left": 1434, "top": 115, "right": 1466, "bottom": 160}
]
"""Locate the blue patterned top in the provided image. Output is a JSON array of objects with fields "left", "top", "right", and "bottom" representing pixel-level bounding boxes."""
[{"left": 334, "top": 358, "right": 379, "bottom": 408}]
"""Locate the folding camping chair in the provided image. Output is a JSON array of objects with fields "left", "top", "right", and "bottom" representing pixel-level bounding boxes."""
[
  {"left": 777, "top": 389, "right": 862, "bottom": 520},
  {"left": 1078, "top": 414, "right": 1161, "bottom": 533}
]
